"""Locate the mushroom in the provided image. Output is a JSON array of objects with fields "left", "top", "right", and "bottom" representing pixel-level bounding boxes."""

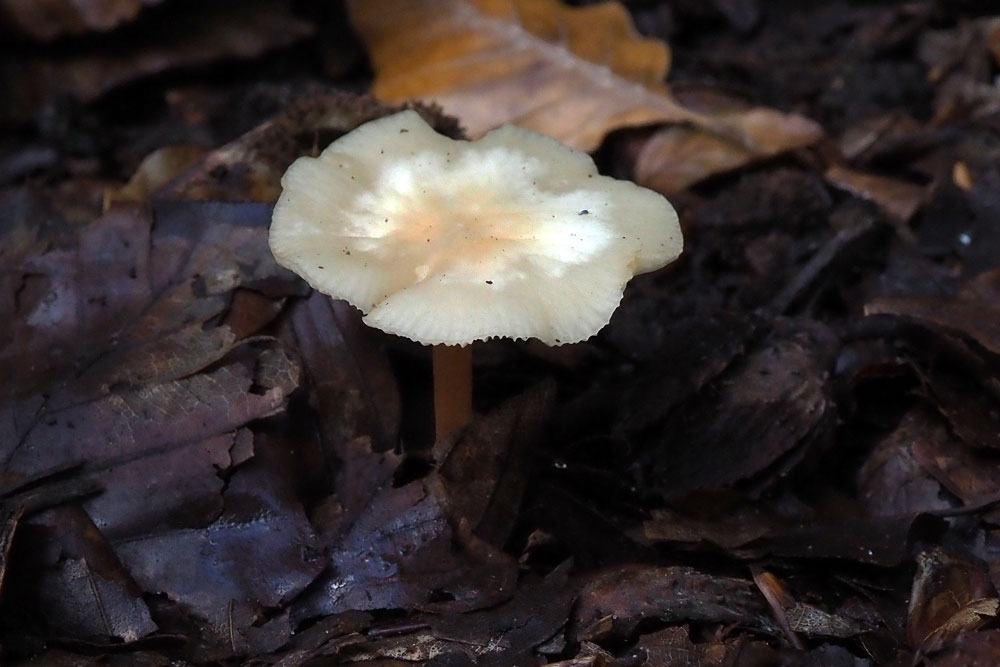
[{"left": 269, "top": 110, "right": 682, "bottom": 440}]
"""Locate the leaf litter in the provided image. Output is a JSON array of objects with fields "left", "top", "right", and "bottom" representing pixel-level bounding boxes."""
[{"left": 1, "top": 1, "right": 1000, "bottom": 665}]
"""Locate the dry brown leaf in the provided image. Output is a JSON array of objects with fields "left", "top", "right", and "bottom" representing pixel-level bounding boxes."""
[
  {"left": 826, "top": 163, "right": 926, "bottom": 223},
  {"left": 347, "top": 0, "right": 700, "bottom": 152},
  {"left": 864, "top": 268, "right": 1000, "bottom": 355},
  {"left": 348, "top": 0, "right": 823, "bottom": 187},
  {"left": 907, "top": 549, "right": 997, "bottom": 651},
  {"left": 636, "top": 107, "right": 823, "bottom": 193}
]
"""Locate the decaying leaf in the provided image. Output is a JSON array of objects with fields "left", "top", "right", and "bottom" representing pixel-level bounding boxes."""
[
  {"left": 431, "top": 381, "right": 554, "bottom": 548},
  {"left": 629, "top": 626, "right": 783, "bottom": 667},
  {"left": 753, "top": 568, "right": 866, "bottom": 643},
  {"left": 825, "top": 163, "right": 926, "bottom": 225},
  {"left": 636, "top": 102, "right": 825, "bottom": 194},
  {"left": 865, "top": 268, "right": 1000, "bottom": 356},
  {"left": 642, "top": 501, "right": 948, "bottom": 567},
  {"left": 427, "top": 563, "right": 577, "bottom": 663},
  {"left": 292, "top": 477, "right": 517, "bottom": 620},
  {"left": 288, "top": 294, "right": 401, "bottom": 457},
  {"left": 857, "top": 408, "right": 957, "bottom": 518},
  {"left": 641, "top": 320, "right": 837, "bottom": 498},
  {"left": 922, "top": 629, "right": 1000, "bottom": 667},
  {"left": 116, "top": 450, "right": 325, "bottom": 658},
  {"left": 157, "top": 93, "right": 461, "bottom": 203},
  {"left": 116, "top": 145, "right": 208, "bottom": 203},
  {"left": 33, "top": 505, "right": 157, "bottom": 643},
  {"left": 3, "top": 1, "right": 1000, "bottom": 664},
  {"left": 908, "top": 548, "right": 998, "bottom": 653},
  {"left": 0, "top": 188, "right": 307, "bottom": 654},
  {"left": 572, "top": 564, "right": 775, "bottom": 642}
]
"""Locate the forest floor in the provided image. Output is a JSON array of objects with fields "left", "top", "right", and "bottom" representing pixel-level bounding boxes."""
[{"left": 1, "top": 1, "right": 1000, "bottom": 665}]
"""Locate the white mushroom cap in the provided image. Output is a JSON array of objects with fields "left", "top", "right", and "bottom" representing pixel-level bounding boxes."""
[{"left": 269, "top": 110, "right": 682, "bottom": 346}]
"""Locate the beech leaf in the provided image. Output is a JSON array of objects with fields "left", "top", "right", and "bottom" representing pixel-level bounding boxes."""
[
  {"left": 346, "top": 0, "right": 700, "bottom": 152},
  {"left": 348, "top": 0, "right": 822, "bottom": 174}
]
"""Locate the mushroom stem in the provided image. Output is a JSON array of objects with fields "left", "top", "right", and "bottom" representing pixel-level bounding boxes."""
[{"left": 432, "top": 344, "right": 473, "bottom": 440}]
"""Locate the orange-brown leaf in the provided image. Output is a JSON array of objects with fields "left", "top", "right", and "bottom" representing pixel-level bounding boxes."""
[
  {"left": 347, "top": 0, "right": 699, "bottom": 152},
  {"left": 348, "top": 0, "right": 823, "bottom": 185},
  {"left": 637, "top": 107, "right": 825, "bottom": 194}
]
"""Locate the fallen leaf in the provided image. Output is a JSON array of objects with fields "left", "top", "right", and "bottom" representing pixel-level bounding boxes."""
[
  {"left": 641, "top": 320, "right": 837, "bottom": 498},
  {"left": 907, "top": 548, "right": 997, "bottom": 651},
  {"left": 857, "top": 408, "right": 957, "bottom": 517},
  {"left": 643, "top": 503, "right": 947, "bottom": 567},
  {"left": 912, "top": 429, "right": 1000, "bottom": 522},
  {"left": 428, "top": 563, "right": 577, "bottom": 664},
  {"left": 636, "top": 104, "right": 824, "bottom": 193},
  {"left": 116, "top": 145, "right": 208, "bottom": 202},
  {"left": 158, "top": 94, "right": 461, "bottom": 203},
  {"left": 347, "top": 0, "right": 689, "bottom": 152},
  {"left": 2, "top": 195, "right": 297, "bottom": 404},
  {"left": 753, "top": 568, "right": 866, "bottom": 642},
  {"left": 33, "top": 506, "right": 157, "bottom": 643},
  {"left": 292, "top": 478, "right": 517, "bottom": 621},
  {"left": 0, "top": 187, "right": 309, "bottom": 657},
  {"left": 431, "top": 381, "right": 554, "bottom": 548},
  {"left": 630, "top": 627, "right": 780, "bottom": 667},
  {"left": 115, "top": 446, "right": 326, "bottom": 659},
  {"left": 288, "top": 294, "right": 400, "bottom": 458},
  {"left": 918, "top": 17, "right": 1000, "bottom": 124},
  {"left": 572, "top": 564, "right": 775, "bottom": 642},
  {"left": 348, "top": 0, "right": 820, "bottom": 164},
  {"left": 825, "top": 163, "right": 926, "bottom": 224},
  {"left": 923, "top": 630, "right": 1000, "bottom": 667},
  {"left": 865, "top": 268, "right": 1000, "bottom": 356}
]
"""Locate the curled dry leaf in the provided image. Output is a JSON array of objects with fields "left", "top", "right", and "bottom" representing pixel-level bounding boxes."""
[
  {"left": 865, "top": 267, "right": 1000, "bottom": 356},
  {"left": 636, "top": 105, "right": 825, "bottom": 194},
  {"left": 348, "top": 0, "right": 822, "bottom": 188},
  {"left": 825, "top": 163, "right": 927, "bottom": 224},
  {"left": 347, "top": 0, "right": 688, "bottom": 152}
]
